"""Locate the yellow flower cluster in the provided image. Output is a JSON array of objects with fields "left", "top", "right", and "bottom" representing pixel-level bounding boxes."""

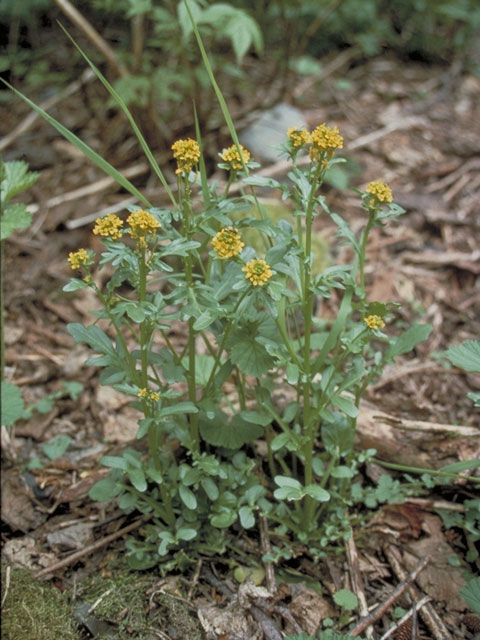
[
  {"left": 137, "top": 388, "right": 160, "bottom": 402},
  {"left": 287, "top": 127, "right": 310, "bottom": 148},
  {"left": 68, "top": 248, "right": 90, "bottom": 270},
  {"left": 366, "top": 180, "right": 393, "bottom": 204},
  {"left": 309, "top": 123, "right": 343, "bottom": 161},
  {"left": 171, "top": 138, "right": 201, "bottom": 176},
  {"left": 220, "top": 144, "right": 251, "bottom": 171},
  {"left": 364, "top": 314, "right": 386, "bottom": 330},
  {"left": 127, "top": 209, "right": 161, "bottom": 247},
  {"left": 242, "top": 258, "right": 273, "bottom": 287},
  {"left": 93, "top": 213, "right": 124, "bottom": 240},
  {"left": 211, "top": 227, "right": 245, "bottom": 259}
]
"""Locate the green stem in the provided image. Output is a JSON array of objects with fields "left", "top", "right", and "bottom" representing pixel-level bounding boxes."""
[
  {"left": 358, "top": 211, "right": 376, "bottom": 294},
  {"left": 138, "top": 246, "right": 149, "bottom": 387}
]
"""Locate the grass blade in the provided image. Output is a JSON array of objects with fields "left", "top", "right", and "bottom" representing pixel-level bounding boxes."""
[
  {"left": 1, "top": 79, "right": 151, "bottom": 208},
  {"left": 58, "top": 23, "right": 177, "bottom": 208}
]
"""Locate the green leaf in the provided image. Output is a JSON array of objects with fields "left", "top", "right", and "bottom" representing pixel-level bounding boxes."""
[
  {"left": 1, "top": 203, "right": 32, "bottom": 239},
  {"left": 459, "top": 577, "right": 480, "bottom": 614},
  {"left": 270, "top": 432, "right": 290, "bottom": 451},
  {"left": 333, "top": 589, "right": 358, "bottom": 611},
  {"left": 176, "top": 527, "right": 197, "bottom": 541},
  {"left": 1, "top": 382, "right": 24, "bottom": 426},
  {"left": 193, "top": 310, "right": 216, "bottom": 331},
  {"left": 179, "top": 484, "right": 197, "bottom": 509},
  {"left": 1, "top": 160, "right": 39, "bottom": 203},
  {"left": 330, "top": 394, "right": 358, "bottom": 418},
  {"left": 443, "top": 340, "right": 480, "bottom": 373},
  {"left": 330, "top": 213, "right": 360, "bottom": 254},
  {"left": 201, "top": 477, "right": 219, "bottom": 501},
  {"left": 89, "top": 472, "right": 123, "bottom": 501},
  {"left": 240, "top": 410, "right": 271, "bottom": 427},
  {"left": 42, "top": 434, "right": 72, "bottom": 460},
  {"left": 274, "top": 475, "right": 302, "bottom": 489},
  {"left": 128, "top": 467, "right": 147, "bottom": 492},
  {"left": 331, "top": 466, "right": 355, "bottom": 479},
  {"left": 304, "top": 485, "right": 330, "bottom": 502},
  {"left": 239, "top": 506, "right": 255, "bottom": 528},
  {"left": 228, "top": 332, "right": 275, "bottom": 377},
  {"left": 210, "top": 510, "right": 237, "bottom": 528},
  {"left": 63, "top": 278, "right": 89, "bottom": 292},
  {"left": 199, "top": 411, "right": 262, "bottom": 448},
  {"left": 274, "top": 486, "right": 304, "bottom": 501},
  {"left": 386, "top": 323, "right": 432, "bottom": 359},
  {"left": 67, "top": 323, "right": 114, "bottom": 355},
  {"left": 158, "top": 402, "right": 198, "bottom": 419}
]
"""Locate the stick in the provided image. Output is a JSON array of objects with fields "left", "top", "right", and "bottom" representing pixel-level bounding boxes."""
[
  {"left": 346, "top": 534, "right": 372, "bottom": 638},
  {"left": 379, "top": 596, "right": 431, "bottom": 640},
  {"left": 259, "top": 514, "right": 276, "bottom": 594},
  {"left": 34, "top": 515, "right": 151, "bottom": 578},
  {"left": 53, "top": 0, "right": 129, "bottom": 77},
  {"left": 347, "top": 555, "right": 429, "bottom": 637}
]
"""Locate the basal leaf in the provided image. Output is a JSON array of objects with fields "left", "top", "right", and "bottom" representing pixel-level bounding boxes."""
[
  {"left": 199, "top": 411, "right": 262, "bottom": 448},
  {"left": 386, "top": 323, "right": 432, "bottom": 359},
  {"left": 1, "top": 203, "right": 32, "bottom": 240},
  {"left": 1, "top": 382, "right": 24, "bottom": 426},
  {"left": 443, "top": 340, "right": 480, "bottom": 374}
]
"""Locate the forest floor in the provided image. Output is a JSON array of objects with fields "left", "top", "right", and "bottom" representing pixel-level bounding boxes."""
[{"left": 1, "top": 44, "right": 480, "bottom": 640}]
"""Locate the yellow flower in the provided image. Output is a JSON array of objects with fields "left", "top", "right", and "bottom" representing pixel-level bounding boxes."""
[
  {"left": 93, "top": 213, "right": 124, "bottom": 240},
  {"left": 127, "top": 209, "right": 161, "bottom": 247},
  {"left": 171, "top": 138, "right": 201, "bottom": 176},
  {"left": 220, "top": 144, "right": 251, "bottom": 171},
  {"left": 137, "top": 388, "right": 160, "bottom": 402},
  {"left": 242, "top": 259, "right": 273, "bottom": 287},
  {"left": 309, "top": 123, "right": 343, "bottom": 161},
  {"left": 287, "top": 127, "right": 310, "bottom": 149},
  {"left": 212, "top": 227, "right": 245, "bottom": 259},
  {"left": 364, "top": 314, "right": 386, "bottom": 330},
  {"left": 365, "top": 180, "right": 393, "bottom": 204},
  {"left": 68, "top": 248, "right": 90, "bottom": 270}
]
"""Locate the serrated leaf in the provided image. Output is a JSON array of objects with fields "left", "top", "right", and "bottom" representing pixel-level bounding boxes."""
[
  {"left": 459, "top": 576, "right": 480, "bottom": 614},
  {"left": 1, "top": 382, "right": 25, "bottom": 426},
  {"left": 1, "top": 160, "right": 39, "bottom": 202},
  {"left": 443, "top": 340, "right": 480, "bottom": 373},
  {"left": 67, "top": 323, "right": 115, "bottom": 355},
  {"left": 228, "top": 333, "right": 275, "bottom": 377},
  {"left": 1, "top": 203, "right": 32, "bottom": 240}
]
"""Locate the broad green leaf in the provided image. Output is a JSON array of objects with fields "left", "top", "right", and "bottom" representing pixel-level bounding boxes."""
[
  {"left": 128, "top": 467, "right": 147, "bottom": 492},
  {"left": 210, "top": 510, "right": 237, "bottom": 528},
  {"left": 273, "top": 486, "right": 304, "bottom": 501},
  {"left": 1, "top": 160, "right": 39, "bottom": 203},
  {"left": 239, "top": 506, "right": 255, "bottom": 529},
  {"left": 193, "top": 310, "right": 216, "bottom": 331},
  {"left": 101, "top": 455, "right": 128, "bottom": 470},
  {"left": 158, "top": 402, "right": 198, "bottom": 419},
  {"left": 333, "top": 588, "right": 358, "bottom": 611},
  {"left": 67, "top": 323, "right": 115, "bottom": 355},
  {"left": 331, "top": 466, "right": 355, "bottom": 479},
  {"left": 89, "top": 472, "right": 123, "bottom": 501},
  {"left": 1, "top": 203, "right": 32, "bottom": 240},
  {"left": 179, "top": 484, "right": 197, "bottom": 509},
  {"left": 228, "top": 334, "right": 275, "bottom": 377},
  {"left": 459, "top": 577, "right": 480, "bottom": 614},
  {"left": 270, "top": 432, "right": 290, "bottom": 451},
  {"left": 321, "top": 415, "right": 355, "bottom": 456},
  {"left": 240, "top": 410, "right": 271, "bottom": 426},
  {"left": 1, "top": 382, "right": 24, "bottom": 426},
  {"left": 199, "top": 411, "right": 262, "bottom": 448},
  {"left": 274, "top": 476, "right": 302, "bottom": 489},
  {"left": 330, "top": 394, "right": 358, "bottom": 418},
  {"left": 304, "top": 485, "right": 330, "bottom": 502},
  {"left": 176, "top": 527, "right": 197, "bottom": 541},
  {"left": 42, "top": 435, "right": 72, "bottom": 460},
  {"left": 201, "top": 477, "right": 219, "bottom": 501},
  {"left": 63, "top": 278, "right": 89, "bottom": 292},
  {"left": 443, "top": 340, "right": 480, "bottom": 373},
  {"left": 386, "top": 323, "right": 432, "bottom": 359}
]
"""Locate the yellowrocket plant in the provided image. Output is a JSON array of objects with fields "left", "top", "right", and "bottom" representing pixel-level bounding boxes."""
[
  {"left": 63, "top": 119, "right": 433, "bottom": 569},
  {"left": 4, "top": 13, "right": 435, "bottom": 571}
]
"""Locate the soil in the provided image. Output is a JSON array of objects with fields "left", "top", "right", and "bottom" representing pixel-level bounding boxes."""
[{"left": 1, "top": 37, "right": 480, "bottom": 640}]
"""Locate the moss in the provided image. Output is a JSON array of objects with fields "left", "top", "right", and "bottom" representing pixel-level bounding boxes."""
[
  {"left": 1, "top": 565, "right": 81, "bottom": 640},
  {"left": 77, "top": 568, "right": 203, "bottom": 640}
]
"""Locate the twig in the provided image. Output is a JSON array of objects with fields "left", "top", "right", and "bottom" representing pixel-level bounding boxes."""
[
  {"left": 0, "top": 69, "right": 95, "bottom": 152},
  {"left": 187, "top": 558, "right": 203, "bottom": 601},
  {"left": 34, "top": 515, "right": 151, "bottom": 578},
  {"left": 383, "top": 545, "right": 453, "bottom": 640},
  {"left": 53, "top": 0, "right": 129, "bottom": 77},
  {"left": 379, "top": 596, "right": 431, "bottom": 640},
  {"left": 1, "top": 566, "right": 11, "bottom": 607},
  {"left": 346, "top": 534, "right": 372, "bottom": 638},
  {"left": 347, "top": 554, "right": 429, "bottom": 637},
  {"left": 259, "top": 514, "right": 276, "bottom": 594},
  {"left": 87, "top": 588, "right": 113, "bottom": 614}
]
